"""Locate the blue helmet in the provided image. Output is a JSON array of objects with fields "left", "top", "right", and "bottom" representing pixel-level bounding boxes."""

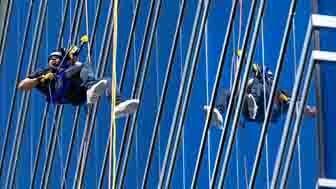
[
  {"left": 48, "top": 48, "right": 65, "bottom": 61},
  {"left": 48, "top": 48, "right": 67, "bottom": 70}
]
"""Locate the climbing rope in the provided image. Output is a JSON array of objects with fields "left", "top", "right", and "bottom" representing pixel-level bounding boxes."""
[{"left": 110, "top": 0, "right": 119, "bottom": 188}]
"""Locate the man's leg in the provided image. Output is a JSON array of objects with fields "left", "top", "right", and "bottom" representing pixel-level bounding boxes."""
[
  {"left": 246, "top": 79, "right": 265, "bottom": 120},
  {"left": 203, "top": 89, "right": 230, "bottom": 127},
  {"left": 103, "top": 78, "right": 139, "bottom": 118},
  {"left": 85, "top": 79, "right": 109, "bottom": 104}
]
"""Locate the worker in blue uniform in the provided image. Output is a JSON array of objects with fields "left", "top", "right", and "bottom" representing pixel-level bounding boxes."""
[
  {"left": 204, "top": 51, "right": 316, "bottom": 128},
  {"left": 18, "top": 36, "right": 139, "bottom": 118}
]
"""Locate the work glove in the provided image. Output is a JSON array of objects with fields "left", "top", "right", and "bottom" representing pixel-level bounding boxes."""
[
  {"left": 40, "top": 72, "right": 55, "bottom": 83},
  {"left": 236, "top": 49, "right": 242, "bottom": 57},
  {"left": 67, "top": 35, "right": 89, "bottom": 61},
  {"left": 279, "top": 90, "right": 290, "bottom": 103},
  {"left": 80, "top": 35, "right": 89, "bottom": 45},
  {"left": 68, "top": 45, "right": 80, "bottom": 61}
]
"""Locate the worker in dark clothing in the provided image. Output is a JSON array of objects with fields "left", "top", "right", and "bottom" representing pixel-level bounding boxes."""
[
  {"left": 18, "top": 36, "right": 139, "bottom": 118},
  {"left": 204, "top": 63, "right": 317, "bottom": 128}
]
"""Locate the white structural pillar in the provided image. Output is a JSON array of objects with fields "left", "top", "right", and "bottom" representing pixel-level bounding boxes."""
[{"left": 317, "top": 178, "right": 336, "bottom": 189}]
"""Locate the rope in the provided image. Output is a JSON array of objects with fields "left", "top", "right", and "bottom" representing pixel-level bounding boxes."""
[
  {"left": 103, "top": 1, "right": 141, "bottom": 184},
  {"left": 110, "top": 0, "right": 118, "bottom": 187},
  {"left": 292, "top": 13, "right": 302, "bottom": 189}
]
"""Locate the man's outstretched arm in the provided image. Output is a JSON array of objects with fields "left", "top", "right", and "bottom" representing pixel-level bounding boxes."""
[
  {"left": 18, "top": 72, "right": 54, "bottom": 91},
  {"left": 18, "top": 78, "right": 40, "bottom": 91}
]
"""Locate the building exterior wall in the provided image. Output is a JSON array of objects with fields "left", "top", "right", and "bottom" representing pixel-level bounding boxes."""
[{"left": 0, "top": 0, "right": 324, "bottom": 188}]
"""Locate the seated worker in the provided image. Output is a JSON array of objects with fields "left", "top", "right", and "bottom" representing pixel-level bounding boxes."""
[
  {"left": 18, "top": 39, "right": 139, "bottom": 118},
  {"left": 204, "top": 62, "right": 317, "bottom": 128}
]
